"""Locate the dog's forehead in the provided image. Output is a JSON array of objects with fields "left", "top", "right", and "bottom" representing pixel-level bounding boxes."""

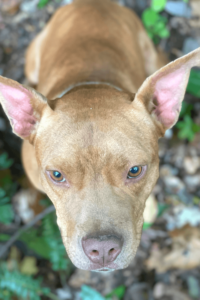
[{"left": 37, "top": 86, "right": 158, "bottom": 166}]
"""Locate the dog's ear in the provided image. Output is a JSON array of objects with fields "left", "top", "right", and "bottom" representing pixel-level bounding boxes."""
[
  {"left": 0, "top": 76, "right": 48, "bottom": 143},
  {"left": 134, "top": 47, "right": 200, "bottom": 137}
]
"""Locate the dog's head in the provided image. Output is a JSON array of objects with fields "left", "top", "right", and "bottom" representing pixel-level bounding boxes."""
[{"left": 0, "top": 48, "right": 199, "bottom": 272}]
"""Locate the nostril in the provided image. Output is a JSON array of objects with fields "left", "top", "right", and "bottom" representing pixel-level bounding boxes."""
[
  {"left": 109, "top": 248, "right": 116, "bottom": 255},
  {"left": 90, "top": 250, "right": 99, "bottom": 257}
]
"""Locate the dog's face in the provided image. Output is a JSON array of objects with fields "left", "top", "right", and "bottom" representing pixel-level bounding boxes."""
[
  {"left": 35, "top": 86, "right": 160, "bottom": 271},
  {"left": 0, "top": 47, "right": 199, "bottom": 272}
]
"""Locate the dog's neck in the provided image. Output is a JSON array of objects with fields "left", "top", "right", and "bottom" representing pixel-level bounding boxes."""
[{"left": 57, "top": 81, "right": 123, "bottom": 98}]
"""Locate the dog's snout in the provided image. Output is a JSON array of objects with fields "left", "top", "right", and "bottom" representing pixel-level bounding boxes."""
[{"left": 82, "top": 234, "right": 123, "bottom": 266}]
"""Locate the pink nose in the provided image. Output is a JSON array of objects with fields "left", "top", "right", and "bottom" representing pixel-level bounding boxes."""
[{"left": 82, "top": 234, "right": 123, "bottom": 266}]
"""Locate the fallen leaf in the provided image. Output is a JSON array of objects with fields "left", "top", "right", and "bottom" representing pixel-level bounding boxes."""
[
  {"left": 143, "top": 194, "right": 158, "bottom": 224},
  {"left": 20, "top": 256, "right": 38, "bottom": 275},
  {"left": 80, "top": 285, "right": 105, "bottom": 300},
  {"left": 146, "top": 226, "right": 200, "bottom": 272}
]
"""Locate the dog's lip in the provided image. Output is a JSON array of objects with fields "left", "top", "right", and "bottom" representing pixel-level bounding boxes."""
[
  {"left": 92, "top": 267, "right": 116, "bottom": 273},
  {"left": 86, "top": 262, "right": 119, "bottom": 272}
]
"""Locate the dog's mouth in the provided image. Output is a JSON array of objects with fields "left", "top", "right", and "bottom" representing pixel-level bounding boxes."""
[{"left": 92, "top": 267, "right": 115, "bottom": 273}]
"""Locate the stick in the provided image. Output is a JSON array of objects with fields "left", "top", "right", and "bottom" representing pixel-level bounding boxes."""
[{"left": 0, "top": 205, "right": 55, "bottom": 258}]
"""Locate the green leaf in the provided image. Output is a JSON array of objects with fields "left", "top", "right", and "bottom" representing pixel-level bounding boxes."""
[
  {"left": 20, "top": 229, "right": 50, "bottom": 259},
  {"left": 142, "top": 8, "right": 170, "bottom": 43},
  {"left": 0, "top": 263, "right": 51, "bottom": 300},
  {"left": 187, "top": 69, "right": 200, "bottom": 98},
  {"left": 157, "top": 203, "right": 170, "bottom": 217},
  {"left": 0, "top": 174, "right": 17, "bottom": 197},
  {"left": 0, "top": 188, "right": 6, "bottom": 198},
  {"left": 38, "top": 0, "right": 50, "bottom": 8},
  {"left": 179, "top": 102, "right": 193, "bottom": 118},
  {"left": 142, "top": 8, "right": 160, "bottom": 27},
  {"left": 0, "top": 197, "right": 10, "bottom": 205},
  {"left": 0, "top": 289, "right": 13, "bottom": 300},
  {"left": 192, "top": 122, "right": 200, "bottom": 133},
  {"left": 20, "top": 212, "right": 71, "bottom": 271},
  {"left": 0, "top": 153, "right": 13, "bottom": 170},
  {"left": 153, "top": 21, "right": 165, "bottom": 33},
  {"left": 0, "top": 234, "right": 10, "bottom": 241},
  {"left": 187, "top": 276, "right": 200, "bottom": 299},
  {"left": 105, "top": 285, "right": 126, "bottom": 300},
  {"left": 0, "top": 204, "right": 14, "bottom": 224},
  {"left": 158, "top": 27, "right": 170, "bottom": 38},
  {"left": 151, "top": 0, "right": 166, "bottom": 12},
  {"left": 81, "top": 285, "right": 105, "bottom": 300},
  {"left": 146, "top": 29, "right": 154, "bottom": 39},
  {"left": 193, "top": 196, "right": 200, "bottom": 205},
  {"left": 143, "top": 222, "right": 152, "bottom": 230},
  {"left": 176, "top": 115, "right": 200, "bottom": 142}
]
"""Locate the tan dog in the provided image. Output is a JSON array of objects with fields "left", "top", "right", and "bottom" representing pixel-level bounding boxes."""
[{"left": 0, "top": 0, "right": 200, "bottom": 272}]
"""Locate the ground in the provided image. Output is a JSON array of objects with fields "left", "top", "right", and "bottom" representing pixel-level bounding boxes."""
[{"left": 1, "top": 0, "right": 200, "bottom": 299}]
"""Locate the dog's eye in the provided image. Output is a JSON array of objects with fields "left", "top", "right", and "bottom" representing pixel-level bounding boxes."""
[
  {"left": 127, "top": 166, "right": 142, "bottom": 179},
  {"left": 49, "top": 171, "right": 66, "bottom": 182}
]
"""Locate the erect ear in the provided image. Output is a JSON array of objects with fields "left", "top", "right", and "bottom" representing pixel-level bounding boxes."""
[
  {"left": 134, "top": 47, "right": 200, "bottom": 137},
  {"left": 0, "top": 76, "right": 48, "bottom": 143}
]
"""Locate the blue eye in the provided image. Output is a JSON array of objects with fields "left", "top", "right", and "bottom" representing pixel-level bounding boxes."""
[
  {"left": 50, "top": 171, "right": 66, "bottom": 182},
  {"left": 127, "top": 166, "right": 142, "bottom": 179},
  {"left": 54, "top": 171, "right": 61, "bottom": 178}
]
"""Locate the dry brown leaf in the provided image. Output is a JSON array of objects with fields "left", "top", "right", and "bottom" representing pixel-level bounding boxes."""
[
  {"left": 146, "top": 226, "right": 200, "bottom": 272},
  {"left": 189, "top": 0, "right": 200, "bottom": 28},
  {"left": 0, "top": 0, "right": 21, "bottom": 14}
]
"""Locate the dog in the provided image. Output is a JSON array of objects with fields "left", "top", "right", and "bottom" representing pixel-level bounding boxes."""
[{"left": 0, "top": 0, "right": 200, "bottom": 272}]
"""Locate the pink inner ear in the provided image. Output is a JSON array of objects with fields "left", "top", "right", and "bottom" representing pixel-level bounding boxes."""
[
  {"left": 153, "top": 68, "right": 185, "bottom": 128},
  {"left": 0, "top": 83, "right": 37, "bottom": 138}
]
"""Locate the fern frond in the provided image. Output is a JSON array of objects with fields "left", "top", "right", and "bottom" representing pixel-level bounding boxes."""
[
  {"left": 0, "top": 262, "right": 61, "bottom": 300},
  {"left": 42, "top": 212, "right": 71, "bottom": 271},
  {"left": 0, "top": 265, "right": 48, "bottom": 300}
]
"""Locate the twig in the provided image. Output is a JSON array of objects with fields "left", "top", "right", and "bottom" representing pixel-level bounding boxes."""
[{"left": 0, "top": 205, "right": 55, "bottom": 258}]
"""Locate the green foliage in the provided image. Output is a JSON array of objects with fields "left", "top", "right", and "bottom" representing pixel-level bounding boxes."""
[
  {"left": 0, "top": 263, "right": 50, "bottom": 300},
  {"left": 179, "top": 101, "right": 193, "bottom": 118},
  {"left": 157, "top": 203, "right": 170, "bottom": 217},
  {"left": 0, "top": 187, "right": 14, "bottom": 224},
  {"left": 187, "top": 69, "right": 200, "bottom": 98},
  {"left": 105, "top": 285, "right": 126, "bottom": 300},
  {"left": 142, "top": 0, "right": 169, "bottom": 44},
  {"left": 41, "top": 211, "right": 71, "bottom": 271},
  {"left": 80, "top": 285, "right": 126, "bottom": 300},
  {"left": 193, "top": 196, "right": 200, "bottom": 205},
  {"left": 151, "top": 0, "right": 167, "bottom": 12},
  {"left": 38, "top": 0, "right": 50, "bottom": 8},
  {"left": 176, "top": 102, "right": 200, "bottom": 142},
  {"left": 20, "top": 207, "right": 71, "bottom": 271},
  {"left": 81, "top": 285, "right": 105, "bottom": 300},
  {"left": 0, "top": 152, "right": 13, "bottom": 170},
  {"left": 176, "top": 115, "right": 200, "bottom": 142},
  {"left": 0, "top": 159, "right": 17, "bottom": 225},
  {"left": 143, "top": 222, "right": 152, "bottom": 230},
  {"left": 0, "top": 233, "right": 10, "bottom": 241}
]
